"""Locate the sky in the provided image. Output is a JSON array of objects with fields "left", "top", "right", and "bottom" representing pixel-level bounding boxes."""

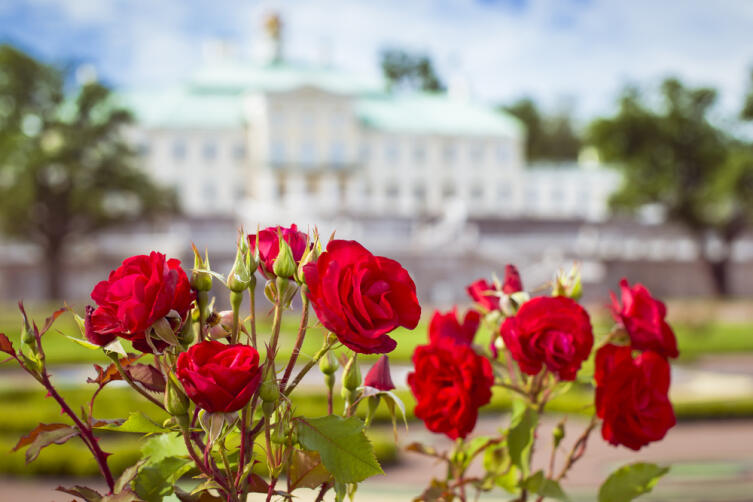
[{"left": 2, "top": 0, "right": 753, "bottom": 119}]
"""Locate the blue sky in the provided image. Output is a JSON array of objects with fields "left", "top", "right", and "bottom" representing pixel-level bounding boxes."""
[{"left": 2, "top": 0, "right": 753, "bottom": 118}]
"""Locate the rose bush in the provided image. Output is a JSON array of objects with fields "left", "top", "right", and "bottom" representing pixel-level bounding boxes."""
[
  {"left": 304, "top": 239, "right": 421, "bottom": 354},
  {"left": 595, "top": 344, "right": 676, "bottom": 450},
  {"left": 500, "top": 295, "right": 593, "bottom": 380},
  {"left": 176, "top": 340, "right": 262, "bottom": 413},
  {"left": 85, "top": 252, "right": 194, "bottom": 352}
]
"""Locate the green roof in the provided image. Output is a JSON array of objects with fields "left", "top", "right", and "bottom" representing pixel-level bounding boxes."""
[
  {"left": 356, "top": 93, "right": 523, "bottom": 138},
  {"left": 118, "top": 60, "right": 524, "bottom": 137}
]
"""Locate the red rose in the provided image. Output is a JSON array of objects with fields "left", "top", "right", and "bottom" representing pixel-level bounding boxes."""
[
  {"left": 248, "top": 224, "right": 308, "bottom": 279},
  {"left": 500, "top": 296, "right": 593, "bottom": 380},
  {"left": 303, "top": 240, "right": 421, "bottom": 354},
  {"left": 502, "top": 264, "right": 523, "bottom": 294},
  {"left": 176, "top": 341, "right": 262, "bottom": 413},
  {"left": 86, "top": 252, "right": 194, "bottom": 352},
  {"left": 408, "top": 342, "right": 493, "bottom": 439},
  {"left": 611, "top": 279, "right": 678, "bottom": 359},
  {"left": 466, "top": 279, "right": 499, "bottom": 311},
  {"left": 429, "top": 308, "right": 480, "bottom": 348},
  {"left": 595, "top": 344, "right": 676, "bottom": 450},
  {"left": 363, "top": 355, "right": 395, "bottom": 391}
]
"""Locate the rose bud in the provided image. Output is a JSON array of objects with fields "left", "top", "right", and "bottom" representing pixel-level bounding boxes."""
[
  {"left": 363, "top": 355, "right": 395, "bottom": 392},
  {"left": 304, "top": 240, "right": 421, "bottom": 354},
  {"left": 595, "top": 344, "right": 676, "bottom": 450},
  {"left": 502, "top": 264, "right": 523, "bottom": 294},
  {"left": 610, "top": 278, "right": 678, "bottom": 359},
  {"left": 88, "top": 252, "right": 194, "bottom": 353},
  {"left": 248, "top": 224, "right": 309, "bottom": 279},
  {"left": 500, "top": 296, "right": 593, "bottom": 381},
  {"left": 176, "top": 341, "right": 262, "bottom": 413},
  {"left": 466, "top": 279, "right": 500, "bottom": 312}
]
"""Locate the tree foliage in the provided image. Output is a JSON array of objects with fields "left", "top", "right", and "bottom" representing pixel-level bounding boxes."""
[
  {"left": 588, "top": 78, "right": 753, "bottom": 295},
  {"left": 0, "top": 44, "right": 177, "bottom": 298},
  {"left": 380, "top": 49, "right": 445, "bottom": 92},
  {"left": 503, "top": 98, "right": 582, "bottom": 162}
]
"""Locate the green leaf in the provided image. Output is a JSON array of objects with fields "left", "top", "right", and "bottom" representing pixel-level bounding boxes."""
[
  {"left": 524, "top": 470, "right": 569, "bottom": 501},
  {"left": 133, "top": 456, "right": 192, "bottom": 502},
  {"left": 507, "top": 399, "right": 538, "bottom": 477},
  {"left": 114, "top": 459, "right": 149, "bottom": 494},
  {"left": 598, "top": 463, "right": 670, "bottom": 502},
  {"left": 13, "top": 423, "right": 79, "bottom": 463},
  {"left": 483, "top": 445, "right": 518, "bottom": 494},
  {"left": 66, "top": 334, "right": 103, "bottom": 350},
  {"left": 57, "top": 485, "right": 103, "bottom": 502},
  {"left": 141, "top": 433, "right": 187, "bottom": 463},
  {"left": 295, "top": 415, "right": 383, "bottom": 483},
  {"left": 96, "top": 412, "right": 167, "bottom": 434}
]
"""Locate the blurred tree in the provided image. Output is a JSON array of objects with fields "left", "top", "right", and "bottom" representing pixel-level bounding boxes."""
[
  {"left": 503, "top": 98, "right": 582, "bottom": 161},
  {"left": 742, "top": 69, "right": 753, "bottom": 120},
  {"left": 589, "top": 78, "right": 753, "bottom": 296},
  {"left": 380, "top": 49, "right": 445, "bottom": 92},
  {"left": 0, "top": 45, "right": 177, "bottom": 299}
]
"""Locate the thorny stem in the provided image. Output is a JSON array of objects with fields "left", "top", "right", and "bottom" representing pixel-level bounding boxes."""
[
  {"left": 112, "top": 357, "right": 166, "bottom": 410},
  {"left": 555, "top": 415, "right": 599, "bottom": 482},
  {"left": 284, "top": 339, "right": 337, "bottom": 396},
  {"left": 314, "top": 482, "right": 331, "bottom": 502},
  {"left": 249, "top": 286, "right": 258, "bottom": 349},
  {"left": 183, "top": 428, "right": 234, "bottom": 500},
  {"left": 279, "top": 290, "right": 309, "bottom": 391}
]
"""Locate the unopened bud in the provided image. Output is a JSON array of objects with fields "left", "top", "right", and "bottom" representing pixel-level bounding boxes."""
[
  {"left": 553, "top": 420, "right": 566, "bottom": 448},
  {"left": 227, "top": 239, "right": 251, "bottom": 292},
  {"left": 190, "top": 245, "right": 213, "bottom": 292},
  {"left": 272, "top": 238, "right": 297, "bottom": 278},
  {"left": 553, "top": 264, "right": 582, "bottom": 301},
  {"left": 165, "top": 374, "right": 190, "bottom": 424},
  {"left": 319, "top": 351, "right": 338, "bottom": 375},
  {"left": 342, "top": 354, "right": 361, "bottom": 392},
  {"left": 259, "top": 367, "right": 279, "bottom": 403},
  {"left": 364, "top": 395, "right": 380, "bottom": 427}
]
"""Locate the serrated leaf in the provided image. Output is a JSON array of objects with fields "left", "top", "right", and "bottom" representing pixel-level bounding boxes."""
[
  {"left": 96, "top": 412, "right": 166, "bottom": 434},
  {"left": 524, "top": 470, "right": 569, "bottom": 501},
  {"left": 133, "top": 456, "right": 193, "bottom": 502},
  {"left": 102, "top": 490, "right": 144, "bottom": 502},
  {"left": 289, "top": 450, "right": 332, "bottom": 490},
  {"left": 174, "top": 486, "right": 223, "bottom": 502},
  {"left": 483, "top": 445, "right": 518, "bottom": 494},
  {"left": 13, "top": 423, "right": 79, "bottom": 463},
  {"left": 295, "top": 415, "right": 383, "bottom": 483},
  {"left": 0, "top": 333, "right": 14, "bottom": 355},
  {"left": 57, "top": 485, "right": 103, "bottom": 502},
  {"left": 598, "top": 463, "right": 669, "bottom": 502},
  {"left": 507, "top": 399, "right": 537, "bottom": 477},
  {"left": 39, "top": 307, "right": 66, "bottom": 337},
  {"left": 141, "top": 433, "right": 187, "bottom": 464}
]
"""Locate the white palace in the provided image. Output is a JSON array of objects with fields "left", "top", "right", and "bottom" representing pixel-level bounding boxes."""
[{"left": 121, "top": 18, "right": 619, "bottom": 230}]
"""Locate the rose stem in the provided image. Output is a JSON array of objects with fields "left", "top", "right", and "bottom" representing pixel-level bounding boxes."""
[
  {"left": 249, "top": 285, "right": 258, "bottom": 349},
  {"left": 283, "top": 338, "right": 336, "bottom": 396},
  {"left": 182, "top": 428, "right": 235, "bottom": 500},
  {"left": 112, "top": 357, "right": 166, "bottom": 410},
  {"left": 555, "top": 415, "right": 598, "bottom": 482},
  {"left": 279, "top": 287, "right": 309, "bottom": 390}
]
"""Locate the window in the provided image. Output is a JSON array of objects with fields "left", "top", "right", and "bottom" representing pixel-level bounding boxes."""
[
  {"left": 384, "top": 140, "right": 399, "bottom": 163},
  {"left": 330, "top": 142, "right": 346, "bottom": 166},
  {"left": 470, "top": 143, "right": 485, "bottom": 165},
  {"left": 235, "top": 186, "right": 246, "bottom": 200},
  {"left": 497, "top": 183, "right": 512, "bottom": 201},
  {"left": 497, "top": 143, "right": 510, "bottom": 163},
  {"left": 359, "top": 143, "right": 371, "bottom": 163},
  {"left": 443, "top": 143, "right": 456, "bottom": 165},
  {"left": 386, "top": 184, "right": 400, "bottom": 199},
  {"left": 203, "top": 182, "right": 217, "bottom": 200},
  {"left": 203, "top": 143, "right": 217, "bottom": 161},
  {"left": 232, "top": 143, "right": 246, "bottom": 161},
  {"left": 299, "top": 142, "right": 316, "bottom": 165},
  {"left": 442, "top": 184, "right": 456, "bottom": 199},
  {"left": 270, "top": 141, "right": 286, "bottom": 164},
  {"left": 413, "top": 185, "right": 427, "bottom": 202},
  {"left": 470, "top": 185, "right": 484, "bottom": 199},
  {"left": 172, "top": 141, "right": 187, "bottom": 161},
  {"left": 413, "top": 143, "right": 426, "bottom": 165}
]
